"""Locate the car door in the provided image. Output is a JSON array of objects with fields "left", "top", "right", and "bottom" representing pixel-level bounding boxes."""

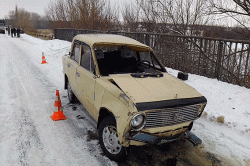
[
  {"left": 67, "top": 41, "right": 81, "bottom": 94},
  {"left": 76, "top": 44, "right": 97, "bottom": 119}
]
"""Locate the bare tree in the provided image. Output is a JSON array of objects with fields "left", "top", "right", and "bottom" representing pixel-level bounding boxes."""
[
  {"left": 45, "top": 0, "right": 120, "bottom": 30},
  {"left": 122, "top": 3, "right": 141, "bottom": 32},
  {"left": 45, "top": 0, "right": 71, "bottom": 28},
  {"left": 17, "top": 9, "right": 35, "bottom": 31},
  {"left": 210, "top": 0, "right": 250, "bottom": 16},
  {"left": 8, "top": 10, "right": 17, "bottom": 27},
  {"left": 209, "top": 0, "right": 250, "bottom": 28},
  {"left": 8, "top": 7, "right": 35, "bottom": 31},
  {"left": 122, "top": 0, "right": 211, "bottom": 35},
  {"left": 30, "top": 13, "right": 42, "bottom": 29}
]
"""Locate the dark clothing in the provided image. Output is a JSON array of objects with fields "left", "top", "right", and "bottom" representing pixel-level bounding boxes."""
[
  {"left": 17, "top": 28, "right": 20, "bottom": 37},
  {"left": 11, "top": 28, "right": 14, "bottom": 37},
  {"left": 7, "top": 27, "right": 10, "bottom": 35},
  {"left": 11, "top": 28, "right": 17, "bottom": 37},
  {"left": 13, "top": 28, "right": 16, "bottom": 37}
]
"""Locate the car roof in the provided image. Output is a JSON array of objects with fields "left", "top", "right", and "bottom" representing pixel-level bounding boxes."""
[{"left": 73, "top": 34, "right": 152, "bottom": 50}]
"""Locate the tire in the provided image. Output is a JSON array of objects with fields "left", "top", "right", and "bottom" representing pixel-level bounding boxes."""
[
  {"left": 98, "top": 116, "right": 127, "bottom": 161},
  {"left": 67, "top": 81, "right": 76, "bottom": 103}
]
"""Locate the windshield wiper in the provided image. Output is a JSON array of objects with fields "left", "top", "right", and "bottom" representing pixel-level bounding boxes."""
[{"left": 131, "top": 72, "right": 163, "bottom": 78}]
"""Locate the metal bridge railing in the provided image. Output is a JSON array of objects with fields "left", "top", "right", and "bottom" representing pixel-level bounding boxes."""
[{"left": 54, "top": 28, "right": 250, "bottom": 88}]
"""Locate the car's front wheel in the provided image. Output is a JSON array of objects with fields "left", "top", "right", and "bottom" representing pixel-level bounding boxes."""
[
  {"left": 67, "top": 81, "right": 76, "bottom": 103},
  {"left": 98, "top": 116, "right": 127, "bottom": 161}
]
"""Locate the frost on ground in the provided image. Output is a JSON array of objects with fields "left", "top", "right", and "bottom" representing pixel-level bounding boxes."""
[{"left": 0, "top": 34, "right": 249, "bottom": 166}]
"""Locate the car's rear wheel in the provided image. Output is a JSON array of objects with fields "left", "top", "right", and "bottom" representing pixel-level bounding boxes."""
[
  {"left": 67, "top": 81, "right": 76, "bottom": 103},
  {"left": 99, "top": 116, "right": 127, "bottom": 161}
]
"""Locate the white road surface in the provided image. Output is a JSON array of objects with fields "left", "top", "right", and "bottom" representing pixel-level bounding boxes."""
[{"left": 0, "top": 34, "right": 116, "bottom": 166}]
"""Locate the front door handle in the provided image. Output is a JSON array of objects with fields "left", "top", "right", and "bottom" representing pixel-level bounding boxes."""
[{"left": 76, "top": 72, "right": 80, "bottom": 77}]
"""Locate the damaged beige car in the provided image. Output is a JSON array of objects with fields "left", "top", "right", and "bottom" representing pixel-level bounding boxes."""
[{"left": 62, "top": 34, "right": 207, "bottom": 161}]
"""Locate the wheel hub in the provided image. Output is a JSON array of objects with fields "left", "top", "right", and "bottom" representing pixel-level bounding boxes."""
[
  {"left": 102, "top": 126, "right": 122, "bottom": 154},
  {"left": 109, "top": 135, "right": 115, "bottom": 145}
]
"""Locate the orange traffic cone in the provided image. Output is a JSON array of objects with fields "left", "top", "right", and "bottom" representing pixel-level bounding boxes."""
[
  {"left": 41, "top": 52, "right": 47, "bottom": 64},
  {"left": 51, "top": 90, "right": 67, "bottom": 121}
]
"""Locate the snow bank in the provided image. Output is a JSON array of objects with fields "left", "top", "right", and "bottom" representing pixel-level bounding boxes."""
[{"left": 167, "top": 68, "right": 250, "bottom": 164}]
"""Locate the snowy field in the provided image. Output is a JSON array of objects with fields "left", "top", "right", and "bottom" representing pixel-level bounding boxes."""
[{"left": 0, "top": 34, "right": 249, "bottom": 165}]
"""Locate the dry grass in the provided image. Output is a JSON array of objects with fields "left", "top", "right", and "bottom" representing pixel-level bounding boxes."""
[
  {"left": 37, "top": 29, "right": 53, "bottom": 36},
  {"left": 217, "top": 116, "right": 225, "bottom": 124},
  {"left": 24, "top": 28, "right": 38, "bottom": 36},
  {"left": 202, "top": 112, "right": 208, "bottom": 118},
  {"left": 26, "top": 29, "right": 54, "bottom": 40}
]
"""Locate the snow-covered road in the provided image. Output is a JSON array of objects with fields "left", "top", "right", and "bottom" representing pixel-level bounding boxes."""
[
  {"left": 0, "top": 34, "right": 116, "bottom": 165},
  {"left": 0, "top": 33, "right": 249, "bottom": 166}
]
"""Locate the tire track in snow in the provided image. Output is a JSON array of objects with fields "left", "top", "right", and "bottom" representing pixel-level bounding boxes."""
[
  {"left": 5, "top": 43, "right": 46, "bottom": 165},
  {"left": 62, "top": 103, "right": 117, "bottom": 166},
  {"left": 16, "top": 108, "right": 43, "bottom": 166}
]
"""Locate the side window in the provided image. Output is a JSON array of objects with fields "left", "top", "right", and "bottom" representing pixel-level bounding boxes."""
[
  {"left": 80, "top": 45, "right": 95, "bottom": 73},
  {"left": 151, "top": 54, "right": 161, "bottom": 69},
  {"left": 71, "top": 43, "right": 80, "bottom": 64}
]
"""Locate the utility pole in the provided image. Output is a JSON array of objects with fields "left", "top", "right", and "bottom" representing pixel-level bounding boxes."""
[{"left": 15, "top": 5, "right": 18, "bottom": 27}]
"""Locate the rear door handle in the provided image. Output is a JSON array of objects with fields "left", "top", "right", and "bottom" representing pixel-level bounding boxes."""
[
  {"left": 67, "top": 63, "right": 71, "bottom": 67},
  {"left": 76, "top": 72, "right": 80, "bottom": 77}
]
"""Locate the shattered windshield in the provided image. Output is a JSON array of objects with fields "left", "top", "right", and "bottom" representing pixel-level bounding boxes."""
[{"left": 94, "top": 45, "right": 165, "bottom": 76}]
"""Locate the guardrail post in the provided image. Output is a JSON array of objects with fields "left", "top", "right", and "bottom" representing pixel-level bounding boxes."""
[
  {"left": 54, "top": 29, "right": 57, "bottom": 39},
  {"left": 215, "top": 41, "right": 223, "bottom": 80},
  {"left": 145, "top": 34, "right": 150, "bottom": 46}
]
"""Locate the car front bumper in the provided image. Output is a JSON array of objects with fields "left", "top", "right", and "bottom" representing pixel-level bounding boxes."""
[
  {"left": 130, "top": 132, "right": 182, "bottom": 145},
  {"left": 130, "top": 130, "right": 202, "bottom": 146}
]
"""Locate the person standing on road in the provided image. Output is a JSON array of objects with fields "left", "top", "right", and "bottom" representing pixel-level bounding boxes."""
[
  {"left": 17, "top": 27, "right": 20, "bottom": 37},
  {"left": 7, "top": 26, "right": 10, "bottom": 35},
  {"left": 13, "top": 28, "right": 17, "bottom": 37},
  {"left": 11, "top": 27, "right": 14, "bottom": 37}
]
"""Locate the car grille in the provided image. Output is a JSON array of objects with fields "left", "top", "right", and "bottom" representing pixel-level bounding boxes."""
[{"left": 144, "top": 104, "right": 201, "bottom": 128}]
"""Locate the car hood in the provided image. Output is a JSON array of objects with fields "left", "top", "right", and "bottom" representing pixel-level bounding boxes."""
[{"left": 109, "top": 73, "right": 203, "bottom": 104}]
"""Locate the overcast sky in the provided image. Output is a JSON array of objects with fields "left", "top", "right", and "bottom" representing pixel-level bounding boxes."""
[{"left": 0, "top": 0, "right": 130, "bottom": 19}]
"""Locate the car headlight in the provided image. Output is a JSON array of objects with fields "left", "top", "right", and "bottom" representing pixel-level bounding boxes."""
[{"left": 130, "top": 113, "right": 146, "bottom": 131}]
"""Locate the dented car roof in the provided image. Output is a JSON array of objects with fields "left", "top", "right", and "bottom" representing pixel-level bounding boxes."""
[{"left": 73, "top": 34, "right": 152, "bottom": 50}]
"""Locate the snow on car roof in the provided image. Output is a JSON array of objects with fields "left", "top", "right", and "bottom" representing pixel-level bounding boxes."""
[{"left": 73, "top": 34, "right": 151, "bottom": 50}]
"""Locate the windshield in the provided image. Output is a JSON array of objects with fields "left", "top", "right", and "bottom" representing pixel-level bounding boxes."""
[{"left": 94, "top": 45, "right": 165, "bottom": 76}]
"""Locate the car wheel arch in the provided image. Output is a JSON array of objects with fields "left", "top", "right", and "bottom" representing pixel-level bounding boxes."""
[
  {"left": 97, "top": 108, "right": 116, "bottom": 129},
  {"left": 64, "top": 74, "right": 69, "bottom": 89}
]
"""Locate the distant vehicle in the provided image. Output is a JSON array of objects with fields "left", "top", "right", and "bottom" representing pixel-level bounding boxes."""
[
  {"left": 62, "top": 34, "right": 207, "bottom": 161},
  {"left": 0, "top": 23, "right": 5, "bottom": 34},
  {"left": 20, "top": 28, "right": 24, "bottom": 34}
]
